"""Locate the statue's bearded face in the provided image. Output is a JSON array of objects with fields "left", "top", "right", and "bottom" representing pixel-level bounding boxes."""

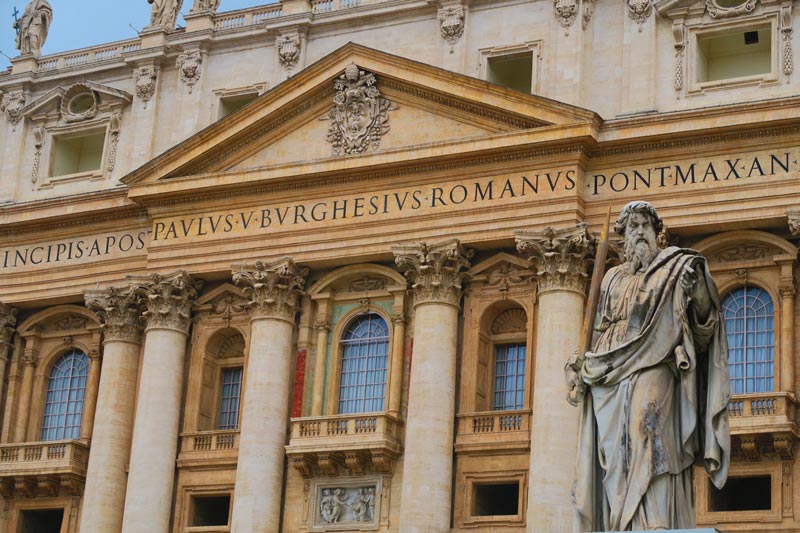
[{"left": 624, "top": 212, "right": 658, "bottom": 273}]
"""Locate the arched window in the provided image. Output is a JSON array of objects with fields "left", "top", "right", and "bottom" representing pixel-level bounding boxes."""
[
  {"left": 722, "top": 287, "right": 775, "bottom": 394},
  {"left": 41, "top": 350, "right": 89, "bottom": 441},
  {"left": 490, "top": 308, "right": 528, "bottom": 411},
  {"left": 338, "top": 314, "right": 390, "bottom": 415}
]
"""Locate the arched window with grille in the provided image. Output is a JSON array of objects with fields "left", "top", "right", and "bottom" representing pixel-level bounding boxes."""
[
  {"left": 338, "top": 313, "right": 390, "bottom": 415},
  {"left": 41, "top": 350, "right": 89, "bottom": 441},
  {"left": 722, "top": 286, "right": 775, "bottom": 394}
]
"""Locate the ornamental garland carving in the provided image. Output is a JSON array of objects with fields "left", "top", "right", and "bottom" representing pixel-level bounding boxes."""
[
  {"left": 438, "top": 6, "right": 465, "bottom": 45},
  {"left": 0, "top": 303, "right": 19, "bottom": 349},
  {"left": 277, "top": 34, "right": 302, "bottom": 72},
  {"left": 705, "top": 0, "right": 757, "bottom": 18},
  {"left": 1, "top": 91, "right": 26, "bottom": 125},
  {"left": 85, "top": 286, "right": 146, "bottom": 343},
  {"left": 515, "top": 223, "right": 595, "bottom": 294},
  {"left": 31, "top": 126, "right": 45, "bottom": 184},
  {"left": 106, "top": 113, "right": 122, "bottom": 172},
  {"left": 232, "top": 258, "right": 308, "bottom": 321},
  {"left": 176, "top": 50, "right": 202, "bottom": 93},
  {"left": 393, "top": 239, "right": 473, "bottom": 308},
  {"left": 781, "top": 4, "right": 794, "bottom": 76},
  {"left": 673, "top": 21, "right": 686, "bottom": 91},
  {"left": 712, "top": 244, "right": 771, "bottom": 262},
  {"left": 60, "top": 84, "right": 97, "bottom": 123},
  {"left": 350, "top": 277, "right": 386, "bottom": 292},
  {"left": 134, "top": 66, "right": 157, "bottom": 106},
  {"left": 129, "top": 270, "right": 202, "bottom": 333},
  {"left": 210, "top": 293, "right": 248, "bottom": 326},
  {"left": 326, "top": 63, "right": 394, "bottom": 156},
  {"left": 627, "top": 0, "right": 653, "bottom": 24}
]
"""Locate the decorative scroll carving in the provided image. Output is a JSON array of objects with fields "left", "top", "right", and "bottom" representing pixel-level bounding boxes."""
[
  {"left": 345, "top": 451, "right": 369, "bottom": 474},
  {"left": 774, "top": 433, "right": 795, "bottom": 460},
  {"left": 371, "top": 451, "right": 393, "bottom": 473},
  {"left": 1, "top": 91, "right": 25, "bottom": 125},
  {"left": 210, "top": 293, "right": 248, "bottom": 326},
  {"left": 37, "top": 475, "right": 59, "bottom": 497},
  {"left": 31, "top": 126, "right": 45, "bottom": 183},
  {"left": 232, "top": 258, "right": 308, "bottom": 321},
  {"left": 317, "top": 453, "right": 343, "bottom": 476},
  {"left": 51, "top": 315, "right": 88, "bottom": 331},
  {"left": 134, "top": 66, "right": 157, "bottom": 106},
  {"left": 129, "top": 270, "right": 201, "bottom": 333},
  {"left": 516, "top": 223, "right": 595, "bottom": 294},
  {"left": 106, "top": 112, "right": 121, "bottom": 172},
  {"left": 85, "top": 285, "right": 146, "bottom": 343},
  {"left": 292, "top": 455, "right": 315, "bottom": 477},
  {"left": 0, "top": 303, "right": 19, "bottom": 350},
  {"left": 0, "top": 478, "right": 13, "bottom": 499},
  {"left": 706, "top": 0, "right": 757, "bottom": 17},
  {"left": 781, "top": 4, "right": 794, "bottom": 76},
  {"left": 60, "top": 84, "right": 97, "bottom": 123},
  {"left": 486, "top": 263, "right": 531, "bottom": 298},
  {"left": 712, "top": 244, "right": 771, "bottom": 262},
  {"left": 673, "top": 21, "right": 686, "bottom": 91},
  {"left": 491, "top": 308, "right": 527, "bottom": 335},
  {"left": 15, "top": 478, "right": 36, "bottom": 499},
  {"left": 277, "top": 34, "right": 302, "bottom": 72},
  {"left": 438, "top": 6, "right": 465, "bottom": 45},
  {"left": 789, "top": 209, "right": 800, "bottom": 235},
  {"left": 326, "top": 63, "right": 394, "bottom": 156},
  {"left": 350, "top": 277, "right": 386, "bottom": 292},
  {"left": 393, "top": 239, "right": 473, "bottom": 308},
  {"left": 740, "top": 435, "right": 760, "bottom": 461},
  {"left": 627, "top": 0, "right": 653, "bottom": 24},
  {"left": 177, "top": 50, "right": 202, "bottom": 93}
]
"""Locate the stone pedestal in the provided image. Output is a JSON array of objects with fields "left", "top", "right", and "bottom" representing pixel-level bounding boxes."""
[
  {"left": 80, "top": 287, "right": 145, "bottom": 533},
  {"left": 393, "top": 240, "right": 472, "bottom": 533},
  {"left": 121, "top": 271, "right": 200, "bottom": 533},
  {"left": 516, "top": 224, "right": 594, "bottom": 532},
  {"left": 230, "top": 259, "right": 308, "bottom": 533}
]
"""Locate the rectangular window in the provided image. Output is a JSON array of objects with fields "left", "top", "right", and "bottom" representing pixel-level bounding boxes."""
[
  {"left": 18, "top": 509, "right": 64, "bottom": 533},
  {"left": 697, "top": 27, "right": 772, "bottom": 83},
  {"left": 50, "top": 130, "right": 105, "bottom": 178},
  {"left": 493, "top": 344, "right": 526, "bottom": 410},
  {"left": 487, "top": 53, "right": 533, "bottom": 94},
  {"left": 218, "top": 93, "right": 259, "bottom": 119},
  {"left": 189, "top": 494, "right": 231, "bottom": 527},
  {"left": 472, "top": 482, "right": 520, "bottom": 517},
  {"left": 217, "top": 367, "right": 243, "bottom": 430},
  {"left": 709, "top": 475, "right": 771, "bottom": 511}
]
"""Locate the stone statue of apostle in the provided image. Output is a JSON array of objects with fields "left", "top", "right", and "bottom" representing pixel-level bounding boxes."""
[
  {"left": 147, "top": 0, "right": 184, "bottom": 30},
  {"left": 566, "top": 200, "right": 730, "bottom": 531},
  {"left": 13, "top": 0, "right": 53, "bottom": 56}
]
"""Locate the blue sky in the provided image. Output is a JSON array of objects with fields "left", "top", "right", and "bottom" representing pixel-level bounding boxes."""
[{"left": 1, "top": 0, "right": 275, "bottom": 70}]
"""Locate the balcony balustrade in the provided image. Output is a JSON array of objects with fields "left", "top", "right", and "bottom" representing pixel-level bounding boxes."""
[
  {"left": 285, "top": 413, "right": 403, "bottom": 476},
  {"left": 455, "top": 409, "right": 531, "bottom": 453},
  {"left": 727, "top": 392, "right": 798, "bottom": 461},
  {"left": 177, "top": 430, "right": 240, "bottom": 469},
  {"left": 0, "top": 440, "right": 89, "bottom": 498}
]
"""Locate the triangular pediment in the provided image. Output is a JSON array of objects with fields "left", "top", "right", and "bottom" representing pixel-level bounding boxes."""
[
  {"left": 22, "top": 81, "right": 131, "bottom": 120},
  {"left": 123, "top": 43, "right": 599, "bottom": 195}
]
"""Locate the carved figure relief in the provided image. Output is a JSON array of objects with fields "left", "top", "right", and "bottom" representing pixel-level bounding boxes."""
[
  {"left": 147, "top": 0, "right": 183, "bottom": 30},
  {"left": 191, "top": 0, "right": 220, "bottom": 12},
  {"left": 317, "top": 486, "right": 377, "bottom": 525},
  {"left": 277, "top": 34, "right": 302, "bottom": 71},
  {"left": 320, "top": 488, "right": 347, "bottom": 523},
  {"left": 176, "top": 50, "right": 203, "bottom": 93},
  {"left": 14, "top": 0, "right": 52, "bottom": 56},
  {"left": 438, "top": 6, "right": 465, "bottom": 45},
  {"left": 134, "top": 66, "right": 158, "bottom": 106},
  {"left": 1, "top": 91, "right": 26, "bottom": 125},
  {"left": 326, "top": 63, "right": 394, "bottom": 156},
  {"left": 60, "top": 84, "right": 98, "bottom": 123},
  {"left": 627, "top": 0, "right": 653, "bottom": 24}
]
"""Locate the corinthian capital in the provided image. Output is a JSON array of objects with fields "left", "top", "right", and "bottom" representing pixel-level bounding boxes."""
[
  {"left": 393, "top": 239, "right": 473, "bottom": 308},
  {"left": 788, "top": 208, "right": 800, "bottom": 236},
  {"left": 0, "top": 303, "right": 18, "bottom": 350},
  {"left": 515, "top": 223, "right": 595, "bottom": 294},
  {"left": 128, "top": 270, "right": 202, "bottom": 334},
  {"left": 85, "top": 286, "right": 146, "bottom": 343},
  {"left": 232, "top": 258, "right": 308, "bottom": 321}
]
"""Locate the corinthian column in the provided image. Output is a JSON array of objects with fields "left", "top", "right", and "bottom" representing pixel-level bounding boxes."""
[
  {"left": 393, "top": 239, "right": 472, "bottom": 533},
  {"left": 0, "top": 304, "right": 18, "bottom": 424},
  {"left": 81, "top": 286, "right": 145, "bottom": 533},
  {"left": 230, "top": 258, "right": 308, "bottom": 532},
  {"left": 516, "top": 224, "right": 594, "bottom": 532},
  {"left": 121, "top": 271, "right": 201, "bottom": 533}
]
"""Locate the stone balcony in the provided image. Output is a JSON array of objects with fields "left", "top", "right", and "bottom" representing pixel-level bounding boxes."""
[
  {"left": 454, "top": 410, "right": 531, "bottom": 454},
  {"left": 728, "top": 392, "right": 799, "bottom": 461},
  {"left": 177, "top": 430, "right": 240, "bottom": 470},
  {"left": 285, "top": 413, "right": 403, "bottom": 477},
  {"left": 0, "top": 440, "right": 89, "bottom": 498}
]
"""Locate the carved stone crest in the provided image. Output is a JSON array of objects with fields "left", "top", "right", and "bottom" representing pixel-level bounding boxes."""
[
  {"left": 627, "top": 0, "right": 653, "bottom": 24},
  {"left": 326, "top": 63, "right": 394, "bottom": 156},
  {"left": 60, "top": 83, "right": 97, "bottom": 123},
  {"left": 211, "top": 293, "right": 248, "bottom": 326},
  {"left": 176, "top": 50, "right": 203, "bottom": 93},
  {"left": 276, "top": 34, "right": 302, "bottom": 71},
  {"left": 134, "top": 66, "right": 158, "bottom": 105},
  {"left": 438, "top": 6, "right": 465, "bottom": 45},
  {"left": 705, "top": 0, "right": 757, "bottom": 18},
  {"left": 554, "top": 0, "right": 579, "bottom": 28},
  {"left": 1, "top": 91, "right": 26, "bottom": 125}
]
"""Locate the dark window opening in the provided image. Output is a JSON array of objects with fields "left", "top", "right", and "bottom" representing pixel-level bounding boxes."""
[
  {"left": 190, "top": 494, "right": 231, "bottom": 526},
  {"left": 472, "top": 482, "right": 520, "bottom": 516},
  {"left": 218, "top": 93, "right": 258, "bottom": 119},
  {"left": 709, "top": 475, "right": 771, "bottom": 512},
  {"left": 487, "top": 54, "right": 533, "bottom": 94},
  {"left": 18, "top": 509, "right": 64, "bottom": 533}
]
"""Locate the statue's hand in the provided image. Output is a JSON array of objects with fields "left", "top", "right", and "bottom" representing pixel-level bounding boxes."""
[
  {"left": 681, "top": 263, "right": 711, "bottom": 319},
  {"left": 565, "top": 350, "right": 586, "bottom": 407}
]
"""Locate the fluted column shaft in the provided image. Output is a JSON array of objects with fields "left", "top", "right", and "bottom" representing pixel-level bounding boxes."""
[
  {"left": 0, "top": 304, "right": 18, "bottom": 440},
  {"left": 310, "top": 319, "right": 330, "bottom": 416},
  {"left": 516, "top": 224, "right": 594, "bottom": 532},
  {"left": 394, "top": 240, "right": 472, "bottom": 533},
  {"left": 387, "top": 314, "right": 405, "bottom": 418},
  {"left": 230, "top": 258, "right": 308, "bottom": 533},
  {"left": 121, "top": 271, "right": 201, "bottom": 533},
  {"left": 79, "top": 351, "right": 102, "bottom": 441},
  {"left": 14, "top": 349, "right": 36, "bottom": 442},
  {"left": 780, "top": 283, "right": 795, "bottom": 392},
  {"left": 80, "top": 287, "right": 146, "bottom": 533}
]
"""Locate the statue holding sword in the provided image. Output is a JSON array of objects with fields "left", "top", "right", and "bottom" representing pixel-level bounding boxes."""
[{"left": 567, "top": 201, "right": 730, "bottom": 531}]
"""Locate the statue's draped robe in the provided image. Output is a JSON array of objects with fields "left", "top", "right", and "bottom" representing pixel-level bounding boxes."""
[
  {"left": 574, "top": 247, "right": 730, "bottom": 531},
  {"left": 15, "top": 0, "right": 52, "bottom": 55}
]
